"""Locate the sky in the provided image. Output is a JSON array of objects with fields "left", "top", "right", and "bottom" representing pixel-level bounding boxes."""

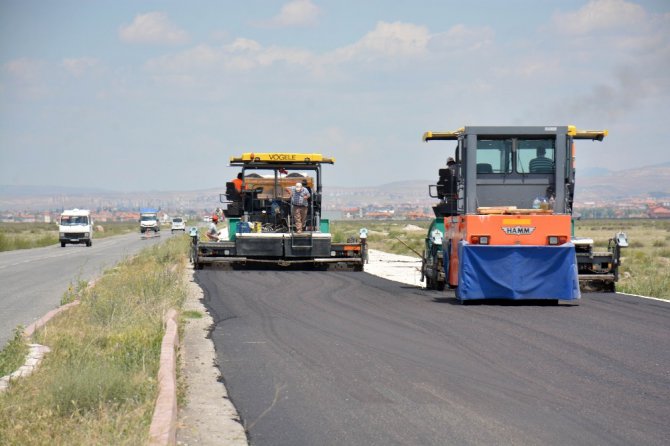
[{"left": 1, "top": 0, "right": 669, "bottom": 192}]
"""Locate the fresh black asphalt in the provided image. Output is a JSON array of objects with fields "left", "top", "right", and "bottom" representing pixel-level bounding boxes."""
[{"left": 198, "top": 269, "right": 669, "bottom": 446}]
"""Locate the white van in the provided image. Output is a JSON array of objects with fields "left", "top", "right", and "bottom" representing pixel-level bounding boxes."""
[
  {"left": 171, "top": 217, "right": 186, "bottom": 233},
  {"left": 59, "top": 209, "right": 93, "bottom": 247}
]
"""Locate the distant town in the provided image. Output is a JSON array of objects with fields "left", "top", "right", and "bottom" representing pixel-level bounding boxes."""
[
  {"left": 2, "top": 190, "right": 669, "bottom": 223},
  {"left": 2, "top": 163, "right": 670, "bottom": 222}
]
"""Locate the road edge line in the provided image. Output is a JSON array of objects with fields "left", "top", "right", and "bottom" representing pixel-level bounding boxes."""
[{"left": 616, "top": 292, "right": 669, "bottom": 303}]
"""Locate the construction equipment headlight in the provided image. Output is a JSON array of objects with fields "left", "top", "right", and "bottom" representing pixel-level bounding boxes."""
[
  {"left": 547, "top": 236, "right": 568, "bottom": 245},
  {"left": 470, "top": 235, "right": 489, "bottom": 245}
]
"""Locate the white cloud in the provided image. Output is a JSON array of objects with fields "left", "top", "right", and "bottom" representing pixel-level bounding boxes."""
[
  {"left": 145, "top": 44, "right": 222, "bottom": 73},
  {"left": 144, "top": 39, "right": 314, "bottom": 78},
  {"left": 62, "top": 57, "right": 99, "bottom": 78},
  {"left": 3, "top": 58, "right": 49, "bottom": 99},
  {"left": 150, "top": 74, "right": 198, "bottom": 89},
  {"left": 119, "top": 12, "right": 189, "bottom": 45},
  {"left": 145, "top": 21, "right": 435, "bottom": 84},
  {"left": 429, "top": 24, "right": 494, "bottom": 53},
  {"left": 259, "top": 0, "right": 320, "bottom": 28},
  {"left": 4, "top": 57, "right": 44, "bottom": 81},
  {"left": 551, "top": 0, "right": 646, "bottom": 35},
  {"left": 330, "top": 21, "right": 430, "bottom": 63},
  {"left": 227, "top": 38, "right": 263, "bottom": 53},
  {"left": 143, "top": 20, "right": 496, "bottom": 87}
]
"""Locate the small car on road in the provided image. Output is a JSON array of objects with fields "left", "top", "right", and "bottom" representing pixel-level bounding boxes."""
[{"left": 171, "top": 217, "right": 186, "bottom": 233}]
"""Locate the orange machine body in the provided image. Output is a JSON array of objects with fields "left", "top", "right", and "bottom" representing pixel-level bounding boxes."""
[{"left": 445, "top": 214, "right": 571, "bottom": 287}]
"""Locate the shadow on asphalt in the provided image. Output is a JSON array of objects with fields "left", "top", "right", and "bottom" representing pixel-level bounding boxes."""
[
  {"left": 430, "top": 296, "right": 579, "bottom": 306},
  {"left": 198, "top": 263, "right": 361, "bottom": 272}
]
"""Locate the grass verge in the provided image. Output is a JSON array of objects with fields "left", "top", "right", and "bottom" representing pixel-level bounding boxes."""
[
  {"left": 0, "top": 223, "right": 58, "bottom": 251},
  {"left": 0, "top": 221, "right": 138, "bottom": 252},
  {"left": 0, "top": 328, "right": 29, "bottom": 378},
  {"left": 332, "top": 220, "right": 429, "bottom": 257},
  {"left": 0, "top": 235, "right": 190, "bottom": 445}
]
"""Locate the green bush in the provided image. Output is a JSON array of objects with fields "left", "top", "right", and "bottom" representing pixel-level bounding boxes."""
[
  {"left": 0, "top": 328, "right": 28, "bottom": 378},
  {"left": 47, "top": 361, "right": 150, "bottom": 416}
]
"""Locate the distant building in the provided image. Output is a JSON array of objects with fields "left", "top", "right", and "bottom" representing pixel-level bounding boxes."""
[
  {"left": 405, "top": 210, "right": 432, "bottom": 220},
  {"left": 648, "top": 205, "right": 670, "bottom": 219},
  {"left": 365, "top": 209, "right": 394, "bottom": 219}
]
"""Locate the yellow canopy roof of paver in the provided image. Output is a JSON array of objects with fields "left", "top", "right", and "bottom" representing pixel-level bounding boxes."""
[{"left": 230, "top": 153, "right": 335, "bottom": 164}]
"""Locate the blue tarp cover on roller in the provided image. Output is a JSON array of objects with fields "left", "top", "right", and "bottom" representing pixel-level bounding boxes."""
[{"left": 456, "top": 242, "right": 580, "bottom": 301}]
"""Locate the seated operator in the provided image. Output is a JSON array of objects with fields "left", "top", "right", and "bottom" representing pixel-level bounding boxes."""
[
  {"left": 529, "top": 147, "right": 554, "bottom": 173},
  {"left": 232, "top": 172, "right": 243, "bottom": 192}
]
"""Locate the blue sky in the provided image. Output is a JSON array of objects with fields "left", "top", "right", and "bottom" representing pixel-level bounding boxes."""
[{"left": 1, "top": 0, "right": 668, "bottom": 191}]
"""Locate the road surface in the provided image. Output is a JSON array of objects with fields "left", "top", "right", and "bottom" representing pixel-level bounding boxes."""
[
  {"left": 0, "top": 231, "right": 172, "bottom": 349},
  {"left": 198, "top": 269, "right": 669, "bottom": 446}
]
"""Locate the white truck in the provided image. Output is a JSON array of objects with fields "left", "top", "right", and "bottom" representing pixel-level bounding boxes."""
[
  {"left": 139, "top": 208, "right": 160, "bottom": 234},
  {"left": 59, "top": 209, "right": 93, "bottom": 247}
]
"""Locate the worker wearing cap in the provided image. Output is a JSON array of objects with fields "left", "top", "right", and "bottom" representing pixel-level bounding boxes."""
[
  {"left": 206, "top": 214, "right": 220, "bottom": 240},
  {"left": 286, "top": 182, "right": 310, "bottom": 233},
  {"left": 447, "top": 156, "right": 457, "bottom": 173}
]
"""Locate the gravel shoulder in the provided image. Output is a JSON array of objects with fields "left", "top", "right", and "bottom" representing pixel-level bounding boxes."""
[
  {"left": 365, "top": 248, "right": 423, "bottom": 287},
  {"left": 177, "top": 268, "right": 248, "bottom": 446}
]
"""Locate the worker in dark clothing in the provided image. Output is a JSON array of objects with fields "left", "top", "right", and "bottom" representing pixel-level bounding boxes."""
[{"left": 529, "top": 148, "right": 554, "bottom": 173}]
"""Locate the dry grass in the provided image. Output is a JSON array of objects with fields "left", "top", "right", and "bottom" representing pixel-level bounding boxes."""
[
  {"left": 332, "top": 220, "right": 429, "bottom": 258},
  {"left": 0, "top": 223, "right": 58, "bottom": 251},
  {"left": 575, "top": 219, "right": 670, "bottom": 299},
  {"left": 0, "top": 221, "right": 138, "bottom": 252},
  {"left": 0, "top": 236, "right": 190, "bottom": 445}
]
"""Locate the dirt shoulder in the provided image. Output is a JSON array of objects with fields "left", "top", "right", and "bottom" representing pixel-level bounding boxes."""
[{"left": 177, "top": 267, "right": 247, "bottom": 446}]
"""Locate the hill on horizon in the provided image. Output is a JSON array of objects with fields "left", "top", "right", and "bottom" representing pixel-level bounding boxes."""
[{"left": 1, "top": 162, "right": 669, "bottom": 211}]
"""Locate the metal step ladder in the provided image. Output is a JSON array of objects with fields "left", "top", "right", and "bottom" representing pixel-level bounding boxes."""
[
  {"left": 290, "top": 232, "right": 313, "bottom": 249},
  {"left": 288, "top": 206, "right": 313, "bottom": 249}
]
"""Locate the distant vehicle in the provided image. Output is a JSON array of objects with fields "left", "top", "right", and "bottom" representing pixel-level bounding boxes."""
[
  {"left": 139, "top": 208, "right": 160, "bottom": 234},
  {"left": 171, "top": 217, "right": 186, "bottom": 233},
  {"left": 59, "top": 209, "right": 93, "bottom": 247}
]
